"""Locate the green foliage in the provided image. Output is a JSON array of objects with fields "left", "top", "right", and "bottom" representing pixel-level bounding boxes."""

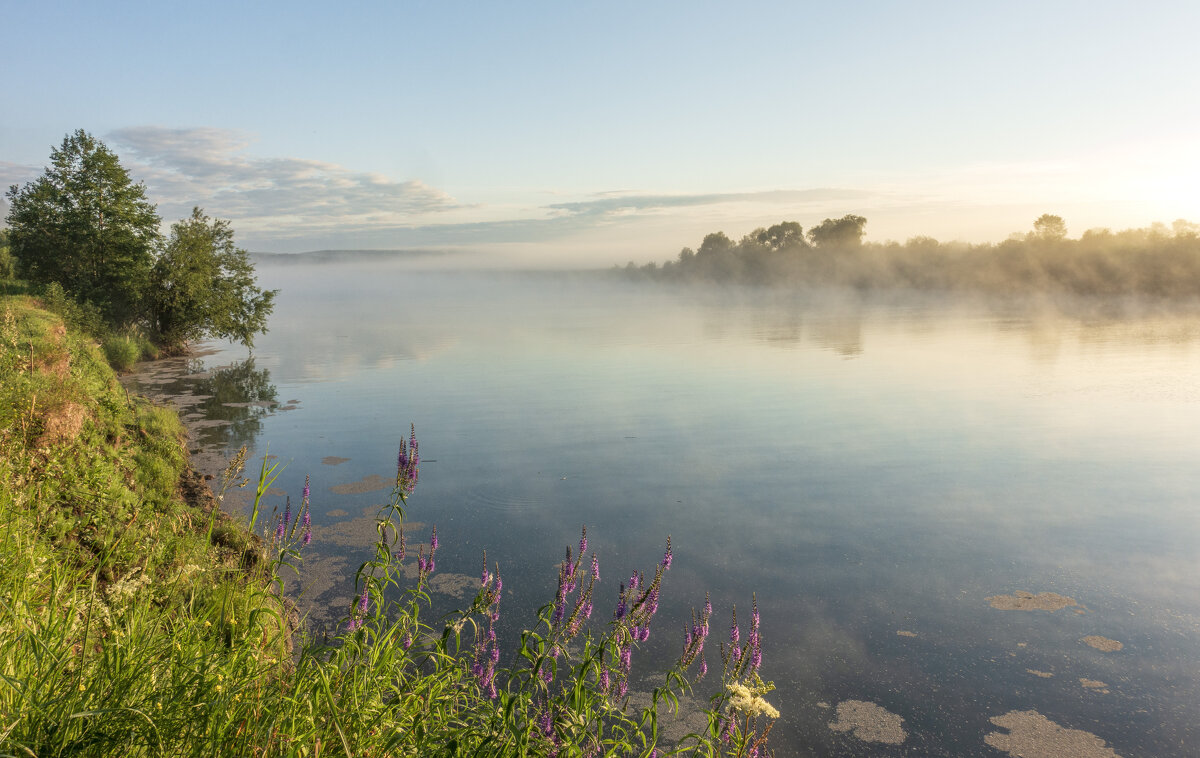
[
  {"left": 5, "top": 132, "right": 275, "bottom": 357},
  {"left": 807, "top": 214, "right": 867, "bottom": 249},
  {"left": 151, "top": 207, "right": 277, "bottom": 350},
  {"left": 40, "top": 280, "right": 109, "bottom": 338},
  {"left": 102, "top": 333, "right": 142, "bottom": 371},
  {"left": 5, "top": 130, "right": 160, "bottom": 326},
  {"left": 630, "top": 213, "right": 1200, "bottom": 298},
  {"left": 0, "top": 228, "right": 14, "bottom": 280}
]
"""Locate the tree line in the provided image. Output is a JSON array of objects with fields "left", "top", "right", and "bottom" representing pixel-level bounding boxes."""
[
  {"left": 623, "top": 213, "right": 1200, "bottom": 298},
  {"left": 4, "top": 130, "right": 275, "bottom": 354}
]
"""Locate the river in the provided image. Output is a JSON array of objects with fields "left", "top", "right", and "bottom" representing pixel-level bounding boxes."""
[{"left": 122, "top": 263, "right": 1200, "bottom": 756}]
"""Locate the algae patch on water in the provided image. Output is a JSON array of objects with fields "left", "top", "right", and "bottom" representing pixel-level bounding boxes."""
[
  {"left": 1082, "top": 635, "right": 1123, "bottom": 652},
  {"left": 827, "top": 700, "right": 906, "bottom": 744},
  {"left": 330, "top": 474, "right": 392, "bottom": 494},
  {"left": 986, "top": 590, "right": 1077, "bottom": 611},
  {"left": 985, "top": 710, "right": 1122, "bottom": 757}
]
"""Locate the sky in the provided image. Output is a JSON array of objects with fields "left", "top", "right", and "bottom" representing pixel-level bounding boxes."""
[{"left": 2, "top": 0, "right": 1198, "bottom": 266}]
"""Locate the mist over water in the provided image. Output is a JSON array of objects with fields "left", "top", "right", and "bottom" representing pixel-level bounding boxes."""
[{"left": 140, "top": 261, "right": 1200, "bottom": 756}]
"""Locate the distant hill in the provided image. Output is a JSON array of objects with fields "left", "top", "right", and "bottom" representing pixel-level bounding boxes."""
[{"left": 250, "top": 248, "right": 459, "bottom": 264}]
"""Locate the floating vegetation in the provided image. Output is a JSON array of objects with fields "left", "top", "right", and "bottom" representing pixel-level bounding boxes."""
[
  {"left": 1082, "top": 635, "right": 1124, "bottom": 652},
  {"left": 987, "top": 590, "right": 1077, "bottom": 611},
  {"left": 828, "top": 700, "right": 907, "bottom": 744},
  {"left": 985, "top": 710, "right": 1122, "bottom": 758}
]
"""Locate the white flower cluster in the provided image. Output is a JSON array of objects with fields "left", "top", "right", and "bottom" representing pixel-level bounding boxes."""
[{"left": 726, "top": 680, "right": 780, "bottom": 719}]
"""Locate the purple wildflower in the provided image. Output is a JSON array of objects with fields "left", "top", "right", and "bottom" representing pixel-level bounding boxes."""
[
  {"left": 358, "top": 590, "right": 369, "bottom": 615},
  {"left": 590, "top": 554, "right": 599, "bottom": 581},
  {"left": 396, "top": 425, "right": 420, "bottom": 494},
  {"left": 661, "top": 536, "right": 672, "bottom": 570},
  {"left": 698, "top": 654, "right": 708, "bottom": 678},
  {"left": 284, "top": 496, "right": 292, "bottom": 529},
  {"left": 430, "top": 525, "right": 439, "bottom": 553},
  {"left": 301, "top": 509, "right": 312, "bottom": 546},
  {"left": 579, "top": 526, "right": 588, "bottom": 556},
  {"left": 749, "top": 596, "right": 762, "bottom": 670},
  {"left": 600, "top": 669, "right": 610, "bottom": 691},
  {"left": 394, "top": 527, "right": 406, "bottom": 562},
  {"left": 302, "top": 475, "right": 310, "bottom": 504},
  {"left": 402, "top": 634, "right": 413, "bottom": 650}
]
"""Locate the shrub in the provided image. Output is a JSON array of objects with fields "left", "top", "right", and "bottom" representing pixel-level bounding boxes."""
[{"left": 102, "top": 333, "right": 141, "bottom": 371}]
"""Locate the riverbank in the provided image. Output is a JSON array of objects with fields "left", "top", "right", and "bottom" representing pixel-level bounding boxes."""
[
  {"left": 0, "top": 293, "right": 738, "bottom": 757},
  {"left": 0, "top": 294, "right": 291, "bottom": 753}
]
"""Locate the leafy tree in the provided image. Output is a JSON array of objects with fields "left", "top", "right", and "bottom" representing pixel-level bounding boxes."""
[
  {"left": 807, "top": 214, "right": 867, "bottom": 248},
  {"left": 1031, "top": 213, "right": 1067, "bottom": 242},
  {"left": 751, "top": 221, "right": 806, "bottom": 251},
  {"left": 151, "top": 207, "right": 276, "bottom": 349},
  {"left": 697, "top": 231, "right": 734, "bottom": 257},
  {"left": 5, "top": 130, "right": 160, "bottom": 324}
]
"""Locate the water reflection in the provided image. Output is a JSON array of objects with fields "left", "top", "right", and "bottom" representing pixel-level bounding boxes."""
[
  {"left": 179, "top": 357, "right": 279, "bottom": 450},
  {"left": 121, "top": 353, "right": 279, "bottom": 455}
]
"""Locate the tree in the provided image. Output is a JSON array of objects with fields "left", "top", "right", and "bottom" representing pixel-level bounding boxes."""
[
  {"left": 1031, "top": 214, "right": 1067, "bottom": 242},
  {"left": 151, "top": 207, "right": 276, "bottom": 349},
  {"left": 697, "top": 231, "right": 734, "bottom": 257},
  {"left": 5, "top": 130, "right": 161, "bottom": 324},
  {"left": 751, "top": 221, "right": 806, "bottom": 251},
  {"left": 807, "top": 214, "right": 867, "bottom": 249}
]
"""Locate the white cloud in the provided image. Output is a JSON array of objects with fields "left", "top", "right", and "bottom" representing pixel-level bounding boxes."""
[{"left": 107, "top": 127, "right": 460, "bottom": 239}]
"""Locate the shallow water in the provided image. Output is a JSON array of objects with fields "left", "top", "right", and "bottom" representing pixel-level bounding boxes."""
[{"left": 124, "top": 265, "right": 1200, "bottom": 756}]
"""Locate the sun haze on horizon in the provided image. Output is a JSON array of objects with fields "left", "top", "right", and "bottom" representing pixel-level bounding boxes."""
[{"left": 2, "top": 1, "right": 1198, "bottom": 266}]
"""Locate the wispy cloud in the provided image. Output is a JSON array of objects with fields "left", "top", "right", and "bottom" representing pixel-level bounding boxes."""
[
  {"left": 545, "top": 188, "right": 873, "bottom": 219},
  {"left": 108, "top": 127, "right": 460, "bottom": 237}
]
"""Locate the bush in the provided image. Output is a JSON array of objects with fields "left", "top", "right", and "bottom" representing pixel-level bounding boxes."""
[{"left": 102, "top": 333, "right": 141, "bottom": 371}]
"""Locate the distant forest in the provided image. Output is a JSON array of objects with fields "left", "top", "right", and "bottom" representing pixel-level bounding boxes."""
[{"left": 621, "top": 214, "right": 1200, "bottom": 298}]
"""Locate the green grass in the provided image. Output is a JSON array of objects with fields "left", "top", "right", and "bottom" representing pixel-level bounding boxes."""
[{"left": 0, "top": 294, "right": 777, "bottom": 757}]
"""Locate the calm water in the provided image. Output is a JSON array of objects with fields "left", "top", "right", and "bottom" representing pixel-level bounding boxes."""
[{"left": 125, "top": 264, "right": 1200, "bottom": 756}]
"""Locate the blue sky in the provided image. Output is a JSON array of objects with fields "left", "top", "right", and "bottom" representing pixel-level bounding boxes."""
[{"left": 3, "top": 1, "right": 1198, "bottom": 264}]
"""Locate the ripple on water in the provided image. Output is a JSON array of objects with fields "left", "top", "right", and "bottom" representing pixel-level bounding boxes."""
[{"left": 462, "top": 485, "right": 547, "bottom": 514}]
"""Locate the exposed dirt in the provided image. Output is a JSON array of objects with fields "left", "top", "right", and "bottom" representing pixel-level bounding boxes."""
[{"left": 37, "top": 401, "right": 86, "bottom": 446}]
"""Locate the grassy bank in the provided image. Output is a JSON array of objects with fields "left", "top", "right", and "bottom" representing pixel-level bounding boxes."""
[{"left": 0, "top": 295, "right": 775, "bottom": 757}]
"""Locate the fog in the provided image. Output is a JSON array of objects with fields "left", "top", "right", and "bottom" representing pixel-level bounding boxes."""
[{"left": 625, "top": 215, "right": 1200, "bottom": 302}]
